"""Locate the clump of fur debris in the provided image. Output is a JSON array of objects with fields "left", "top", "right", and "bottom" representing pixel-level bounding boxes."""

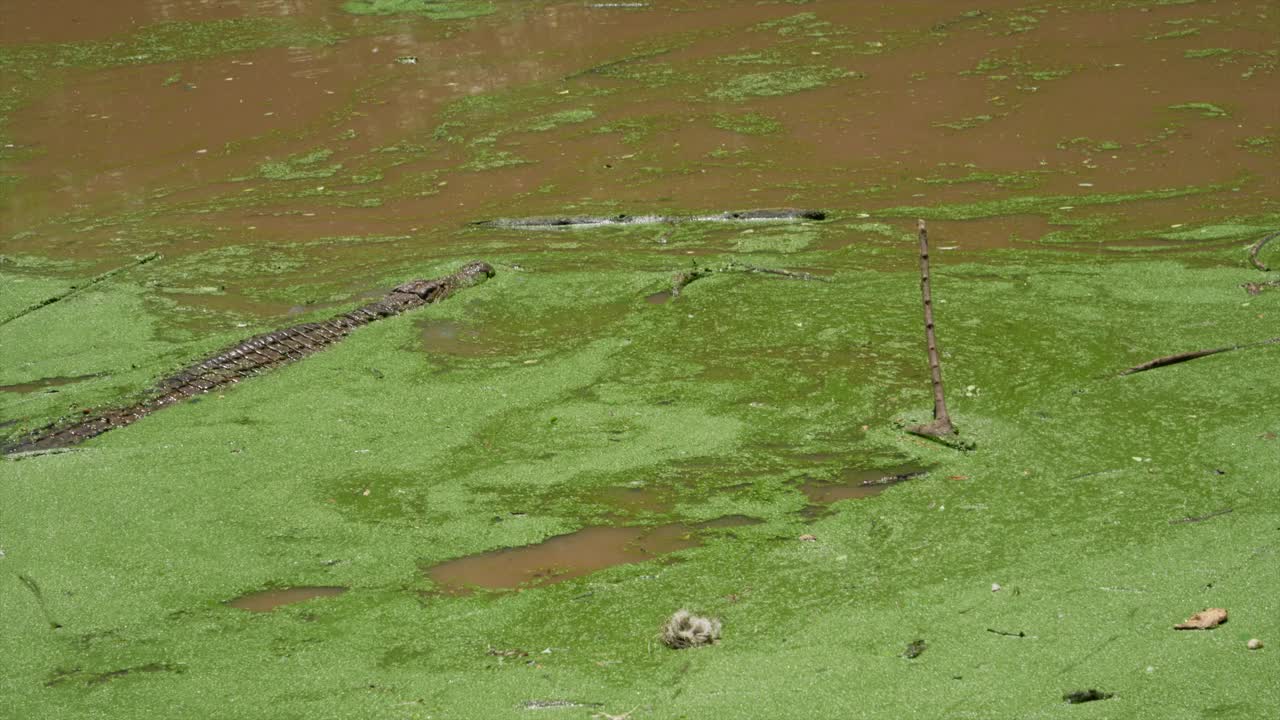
[{"left": 660, "top": 610, "right": 721, "bottom": 649}]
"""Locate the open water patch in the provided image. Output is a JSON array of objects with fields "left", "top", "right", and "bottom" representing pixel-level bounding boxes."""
[
  {"left": 426, "top": 515, "right": 760, "bottom": 594},
  {"left": 797, "top": 465, "right": 927, "bottom": 517},
  {"left": 419, "top": 319, "right": 491, "bottom": 356}
]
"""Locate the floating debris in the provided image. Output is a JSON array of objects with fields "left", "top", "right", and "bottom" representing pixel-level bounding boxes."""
[
  {"left": 661, "top": 609, "right": 721, "bottom": 649},
  {"left": 1064, "top": 689, "right": 1113, "bottom": 704},
  {"left": 903, "top": 639, "right": 927, "bottom": 659},
  {"left": 1174, "top": 608, "right": 1228, "bottom": 630}
]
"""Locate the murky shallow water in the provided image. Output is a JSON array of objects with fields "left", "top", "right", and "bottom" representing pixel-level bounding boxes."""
[
  {"left": 426, "top": 515, "right": 759, "bottom": 594},
  {"left": 227, "top": 586, "right": 348, "bottom": 612},
  {"left": 3, "top": 0, "right": 1274, "bottom": 270},
  {"left": 798, "top": 465, "right": 928, "bottom": 516}
]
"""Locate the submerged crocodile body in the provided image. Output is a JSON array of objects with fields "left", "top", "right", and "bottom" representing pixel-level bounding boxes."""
[
  {"left": 472, "top": 208, "right": 826, "bottom": 229},
  {"left": 3, "top": 261, "right": 494, "bottom": 456}
]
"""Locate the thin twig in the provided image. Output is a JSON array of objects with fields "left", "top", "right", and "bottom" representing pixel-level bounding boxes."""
[
  {"left": 0, "top": 253, "right": 160, "bottom": 328},
  {"left": 1168, "top": 508, "right": 1233, "bottom": 525},
  {"left": 1067, "top": 468, "right": 1122, "bottom": 481},
  {"left": 986, "top": 628, "right": 1026, "bottom": 638}
]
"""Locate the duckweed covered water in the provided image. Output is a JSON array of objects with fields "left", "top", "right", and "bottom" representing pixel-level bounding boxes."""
[{"left": 2, "top": 0, "right": 1279, "bottom": 718}]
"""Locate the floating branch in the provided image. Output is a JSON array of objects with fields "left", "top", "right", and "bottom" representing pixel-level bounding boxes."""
[
  {"left": 3, "top": 262, "right": 494, "bottom": 455},
  {"left": 0, "top": 253, "right": 160, "bottom": 328},
  {"left": 1248, "top": 229, "right": 1279, "bottom": 272},
  {"left": 1119, "top": 336, "right": 1280, "bottom": 376}
]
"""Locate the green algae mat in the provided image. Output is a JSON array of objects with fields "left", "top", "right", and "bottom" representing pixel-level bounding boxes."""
[{"left": 2, "top": 0, "right": 1279, "bottom": 718}]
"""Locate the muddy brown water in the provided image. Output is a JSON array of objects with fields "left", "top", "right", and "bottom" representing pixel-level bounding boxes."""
[
  {"left": 426, "top": 515, "right": 759, "bottom": 594},
  {"left": 3, "top": 1, "right": 1275, "bottom": 592},
  {"left": 226, "top": 586, "right": 347, "bottom": 612},
  {"left": 798, "top": 465, "right": 927, "bottom": 516},
  {"left": 4, "top": 0, "right": 1274, "bottom": 272}
]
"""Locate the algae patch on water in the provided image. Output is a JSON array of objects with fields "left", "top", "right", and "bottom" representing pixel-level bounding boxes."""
[
  {"left": 257, "top": 149, "right": 343, "bottom": 182},
  {"left": 708, "top": 66, "right": 856, "bottom": 100},
  {"left": 711, "top": 112, "right": 783, "bottom": 136},
  {"left": 341, "top": 0, "right": 496, "bottom": 20}
]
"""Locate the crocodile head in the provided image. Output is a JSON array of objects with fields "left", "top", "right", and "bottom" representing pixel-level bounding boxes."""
[
  {"left": 454, "top": 260, "right": 496, "bottom": 286},
  {"left": 393, "top": 261, "right": 495, "bottom": 299}
]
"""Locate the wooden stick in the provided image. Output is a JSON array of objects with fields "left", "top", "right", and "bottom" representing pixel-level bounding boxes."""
[
  {"left": 1121, "top": 337, "right": 1280, "bottom": 376},
  {"left": 666, "top": 261, "right": 828, "bottom": 298},
  {"left": 908, "top": 219, "right": 957, "bottom": 438}
]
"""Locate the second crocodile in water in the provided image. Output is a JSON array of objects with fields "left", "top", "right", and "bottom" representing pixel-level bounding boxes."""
[{"left": 471, "top": 208, "right": 826, "bottom": 229}]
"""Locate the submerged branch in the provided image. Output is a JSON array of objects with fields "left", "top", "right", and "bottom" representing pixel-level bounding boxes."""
[
  {"left": 1242, "top": 279, "right": 1280, "bottom": 296},
  {"left": 670, "top": 267, "right": 715, "bottom": 298},
  {"left": 0, "top": 253, "right": 160, "bottom": 328},
  {"left": 665, "top": 260, "right": 829, "bottom": 298},
  {"left": 1248, "top": 229, "right": 1279, "bottom": 272}
]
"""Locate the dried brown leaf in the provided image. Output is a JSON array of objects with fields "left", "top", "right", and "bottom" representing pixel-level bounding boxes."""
[{"left": 1174, "top": 607, "right": 1227, "bottom": 630}]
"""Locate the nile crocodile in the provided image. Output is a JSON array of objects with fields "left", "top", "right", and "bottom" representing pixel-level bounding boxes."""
[{"left": 3, "top": 261, "right": 494, "bottom": 456}]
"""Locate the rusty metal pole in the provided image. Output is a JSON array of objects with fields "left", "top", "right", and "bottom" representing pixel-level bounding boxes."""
[{"left": 910, "top": 219, "right": 956, "bottom": 438}]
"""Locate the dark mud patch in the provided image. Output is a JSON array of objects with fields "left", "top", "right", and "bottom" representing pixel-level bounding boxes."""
[
  {"left": 798, "top": 465, "right": 927, "bottom": 517},
  {"left": 0, "top": 374, "right": 99, "bottom": 394},
  {"left": 426, "top": 516, "right": 760, "bottom": 594},
  {"left": 226, "top": 586, "right": 348, "bottom": 612},
  {"left": 645, "top": 290, "right": 674, "bottom": 305}
]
